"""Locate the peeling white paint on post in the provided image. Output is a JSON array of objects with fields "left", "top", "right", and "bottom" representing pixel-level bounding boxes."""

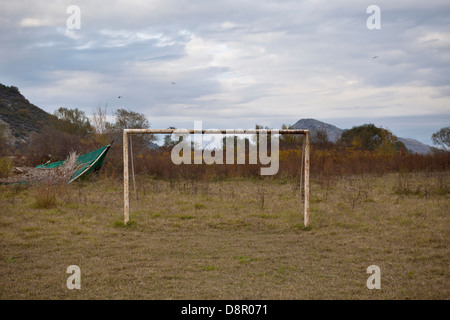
[
  {"left": 299, "top": 134, "right": 305, "bottom": 223},
  {"left": 123, "top": 129, "right": 129, "bottom": 225},
  {"left": 304, "top": 130, "right": 310, "bottom": 227}
]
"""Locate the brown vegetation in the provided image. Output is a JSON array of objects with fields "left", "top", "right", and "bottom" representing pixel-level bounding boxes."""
[
  {"left": 0, "top": 172, "right": 448, "bottom": 299},
  {"left": 95, "top": 142, "right": 450, "bottom": 183}
]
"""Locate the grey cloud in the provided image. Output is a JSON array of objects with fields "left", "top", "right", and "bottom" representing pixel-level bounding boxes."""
[{"left": 0, "top": 0, "right": 449, "bottom": 144}]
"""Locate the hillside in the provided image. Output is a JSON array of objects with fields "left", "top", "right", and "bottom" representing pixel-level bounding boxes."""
[
  {"left": 292, "top": 118, "right": 344, "bottom": 143},
  {"left": 397, "top": 137, "right": 431, "bottom": 155},
  {"left": 292, "top": 118, "right": 432, "bottom": 154},
  {"left": 0, "top": 83, "right": 56, "bottom": 148}
]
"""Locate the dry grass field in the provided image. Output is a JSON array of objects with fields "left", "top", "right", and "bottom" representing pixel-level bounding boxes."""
[{"left": 0, "top": 171, "right": 448, "bottom": 299}]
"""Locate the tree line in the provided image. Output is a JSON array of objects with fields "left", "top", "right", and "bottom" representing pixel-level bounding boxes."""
[{"left": 0, "top": 105, "right": 449, "bottom": 179}]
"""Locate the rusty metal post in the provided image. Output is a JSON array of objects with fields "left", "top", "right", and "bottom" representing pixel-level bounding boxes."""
[
  {"left": 304, "top": 130, "right": 310, "bottom": 227},
  {"left": 123, "top": 129, "right": 129, "bottom": 225}
]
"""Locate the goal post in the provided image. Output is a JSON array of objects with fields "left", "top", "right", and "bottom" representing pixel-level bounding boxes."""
[{"left": 123, "top": 128, "right": 310, "bottom": 227}]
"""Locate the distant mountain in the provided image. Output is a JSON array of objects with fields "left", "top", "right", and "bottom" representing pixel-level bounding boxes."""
[
  {"left": 292, "top": 118, "right": 432, "bottom": 154},
  {"left": 0, "top": 83, "right": 56, "bottom": 147},
  {"left": 292, "top": 118, "right": 344, "bottom": 143},
  {"left": 397, "top": 137, "right": 431, "bottom": 154}
]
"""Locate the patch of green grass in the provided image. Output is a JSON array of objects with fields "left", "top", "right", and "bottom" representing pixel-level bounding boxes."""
[
  {"left": 433, "top": 186, "right": 449, "bottom": 196},
  {"left": 6, "top": 257, "right": 16, "bottom": 263},
  {"left": 202, "top": 266, "right": 218, "bottom": 271},
  {"left": 234, "top": 255, "right": 257, "bottom": 264},
  {"left": 21, "top": 226, "right": 39, "bottom": 232},
  {"left": 45, "top": 208, "right": 66, "bottom": 215},
  {"left": 113, "top": 220, "right": 137, "bottom": 228},
  {"left": 274, "top": 266, "right": 292, "bottom": 279},
  {"left": 292, "top": 223, "right": 312, "bottom": 231},
  {"left": 194, "top": 203, "right": 206, "bottom": 210},
  {"left": 66, "top": 203, "right": 80, "bottom": 209}
]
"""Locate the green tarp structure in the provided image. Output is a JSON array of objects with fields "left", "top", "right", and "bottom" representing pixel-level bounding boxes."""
[{"left": 36, "top": 143, "right": 112, "bottom": 183}]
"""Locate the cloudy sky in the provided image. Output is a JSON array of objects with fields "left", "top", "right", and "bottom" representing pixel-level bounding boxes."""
[{"left": 1, "top": 0, "right": 449, "bottom": 145}]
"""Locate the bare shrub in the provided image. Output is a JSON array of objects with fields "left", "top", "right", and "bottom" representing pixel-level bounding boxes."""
[
  {"left": 32, "top": 182, "right": 58, "bottom": 209},
  {"left": 0, "top": 157, "right": 13, "bottom": 178}
]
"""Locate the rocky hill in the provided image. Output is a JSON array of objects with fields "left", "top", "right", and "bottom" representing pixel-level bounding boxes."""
[
  {"left": 0, "top": 83, "right": 56, "bottom": 148},
  {"left": 397, "top": 137, "right": 431, "bottom": 154},
  {"left": 292, "top": 118, "right": 344, "bottom": 143},
  {"left": 292, "top": 118, "right": 432, "bottom": 154}
]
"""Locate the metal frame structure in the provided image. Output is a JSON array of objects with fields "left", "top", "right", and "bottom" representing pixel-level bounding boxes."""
[{"left": 123, "top": 129, "right": 310, "bottom": 226}]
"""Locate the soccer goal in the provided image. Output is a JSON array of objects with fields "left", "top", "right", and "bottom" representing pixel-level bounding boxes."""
[{"left": 123, "top": 128, "right": 310, "bottom": 227}]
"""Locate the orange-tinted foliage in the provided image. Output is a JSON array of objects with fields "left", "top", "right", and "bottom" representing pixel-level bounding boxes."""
[{"left": 100, "top": 143, "right": 450, "bottom": 181}]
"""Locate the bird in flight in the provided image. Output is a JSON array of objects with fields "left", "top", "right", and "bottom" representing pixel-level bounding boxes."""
[
  {"left": 118, "top": 96, "right": 123, "bottom": 99},
  {"left": 171, "top": 82, "right": 175, "bottom": 85},
  {"left": 372, "top": 56, "right": 378, "bottom": 59}
]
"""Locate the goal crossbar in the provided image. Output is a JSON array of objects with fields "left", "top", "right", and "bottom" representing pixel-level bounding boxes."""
[{"left": 123, "top": 129, "right": 310, "bottom": 227}]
